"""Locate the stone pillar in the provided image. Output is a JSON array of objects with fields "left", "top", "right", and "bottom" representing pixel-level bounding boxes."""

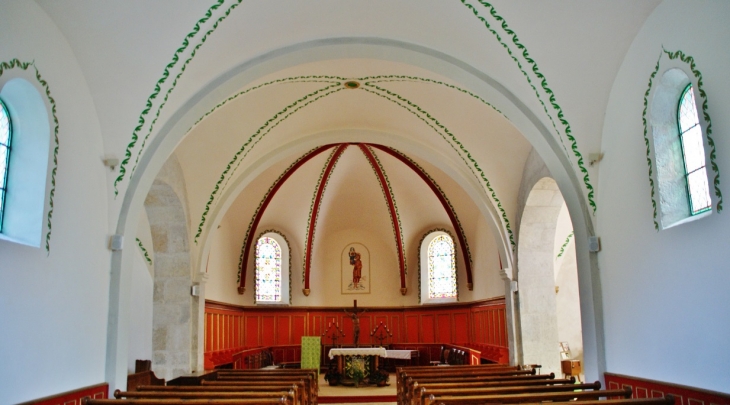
[
  {"left": 516, "top": 178, "right": 562, "bottom": 375},
  {"left": 146, "top": 180, "right": 194, "bottom": 381}
]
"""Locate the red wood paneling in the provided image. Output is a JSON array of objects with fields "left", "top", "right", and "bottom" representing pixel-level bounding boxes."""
[
  {"left": 437, "top": 313, "right": 451, "bottom": 342},
  {"left": 421, "top": 314, "right": 435, "bottom": 343},
  {"left": 205, "top": 297, "right": 508, "bottom": 365},
  {"left": 245, "top": 316, "right": 259, "bottom": 347},
  {"left": 277, "top": 316, "right": 290, "bottom": 345},
  {"left": 453, "top": 312, "right": 469, "bottom": 343},
  {"left": 405, "top": 315, "right": 419, "bottom": 342},
  {"left": 292, "top": 315, "right": 306, "bottom": 344},
  {"left": 261, "top": 316, "right": 276, "bottom": 346},
  {"left": 21, "top": 383, "right": 108, "bottom": 405},
  {"left": 391, "top": 315, "right": 401, "bottom": 342},
  {"left": 605, "top": 373, "right": 730, "bottom": 405}
]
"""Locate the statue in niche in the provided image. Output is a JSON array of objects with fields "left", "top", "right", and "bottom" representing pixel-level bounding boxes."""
[{"left": 349, "top": 247, "right": 363, "bottom": 289}]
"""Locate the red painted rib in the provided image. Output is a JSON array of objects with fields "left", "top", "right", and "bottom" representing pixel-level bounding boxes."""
[
  {"left": 238, "top": 144, "right": 337, "bottom": 292},
  {"left": 358, "top": 144, "right": 407, "bottom": 290},
  {"left": 303, "top": 144, "right": 349, "bottom": 290},
  {"left": 368, "top": 144, "right": 473, "bottom": 286}
]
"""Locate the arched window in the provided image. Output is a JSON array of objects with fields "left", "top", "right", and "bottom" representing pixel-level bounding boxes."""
[
  {"left": 420, "top": 230, "right": 457, "bottom": 304},
  {"left": 649, "top": 68, "right": 712, "bottom": 229},
  {"left": 0, "top": 78, "right": 51, "bottom": 246},
  {"left": 677, "top": 84, "right": 711, "bottom": 215},
  {"left": 254, "top": 231, "right": 290, "bottom": 305},
  {"left": 0, "top": 98, "right": 11, "bottom": 231}
]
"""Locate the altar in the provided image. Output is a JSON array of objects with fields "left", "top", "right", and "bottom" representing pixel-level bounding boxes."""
[{"left": 328, "top": 347, "right": 388, "bottom": 380}]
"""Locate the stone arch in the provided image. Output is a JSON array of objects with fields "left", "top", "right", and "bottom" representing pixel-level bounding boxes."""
[
  {"left": 142, "top": 157, "right": 201, "bottom": 381},
  {"left": 517, "top": 177, "right": 564, "bottom": 375},
  {"left": 109, "top": 38, "right": 604, "bottom": 390}
]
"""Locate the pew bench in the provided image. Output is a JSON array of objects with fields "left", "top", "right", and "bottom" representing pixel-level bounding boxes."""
[{"left": 424, "top": 386, "right": 633, "bottom": 405}]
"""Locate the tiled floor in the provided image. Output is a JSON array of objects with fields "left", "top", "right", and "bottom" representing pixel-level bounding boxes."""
[{"left": 318, "top": 374, "right": 396, "bottom": 405}]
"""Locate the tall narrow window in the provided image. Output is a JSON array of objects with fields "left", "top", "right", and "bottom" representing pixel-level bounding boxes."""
[
  {"left": 255, "top": 236, "right": 282, "bottom": 302},
  {"left": 428, "top": 234, "right": 456, "bottom": 299},
  {"left": 678, "top": 84, "right": 711, "bottom": 214},
  {"left": 0, "top": 98, "right": 11, "bottom": 232}
]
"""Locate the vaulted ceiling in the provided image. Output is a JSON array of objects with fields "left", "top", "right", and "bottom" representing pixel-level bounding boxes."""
[{"left": 32, "top": 0, "right": 660, "bottom": 295}]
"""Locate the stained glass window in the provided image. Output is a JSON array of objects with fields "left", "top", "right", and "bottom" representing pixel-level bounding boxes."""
[
  {"left": 255, "top": 236, "right": 282, "bottom": 302},
  {"left": 0, "top": 98, "right": 11, "bottom": 232},
  {"left": 678, "top": 84, "right": 711, "bottom": 215},
  {"left": 428, "top": 234, "right": 456, "bottom": 299}
]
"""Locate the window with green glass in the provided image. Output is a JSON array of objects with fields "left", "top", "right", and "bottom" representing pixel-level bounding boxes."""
[
  {"left": 0, "top": 98, "right": 11, "bottom": 231},
  {"left": 677, "top": 84, "right": 711, "bottom": 215}
]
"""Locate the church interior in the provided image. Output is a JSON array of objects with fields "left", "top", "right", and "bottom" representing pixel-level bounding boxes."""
[{"left": 1, "top": 1, "right": 729, "bottom": 404}]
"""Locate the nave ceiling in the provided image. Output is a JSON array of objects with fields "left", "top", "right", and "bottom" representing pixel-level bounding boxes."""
[{"left": 30, "top": 0, "right": 659, "bottom": 293}]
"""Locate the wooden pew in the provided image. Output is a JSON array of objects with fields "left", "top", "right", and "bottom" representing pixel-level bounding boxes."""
[
  {"left": 83, "top": 398, "right": 291, "bottom": 404},
  {"left": 396, "top": 365, "right": 523, "bottom": 395},
  {"left": 114, "top": 388, "right": 298, "bottom": 405},
  {"left": 408, "top": 377, "right": 576, "bottom": 405},
  {"left": 126, "top": 361, "right": 164, "bottom": 392},
  {"left": 397, "top": 366, "right": 536, "bottom": 403},
  {"left": 134, "top": 384, "right": 307, "bottom": 405},
  {"left": 216, "top": 369, "right": 318, "bottom": 392},
  {"left": 203, "top": 378, "right": 314, "bottom": 405},
  {"left": 413, "top": 381, "right": 601, "bottom": 405},
  {"left": 424, "top": 386, "right": 633, "bottom": 404}
]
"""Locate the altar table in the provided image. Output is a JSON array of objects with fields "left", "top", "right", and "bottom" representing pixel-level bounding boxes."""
[{"left": 328, "top": 348, "right": 388, "bottom": 378}]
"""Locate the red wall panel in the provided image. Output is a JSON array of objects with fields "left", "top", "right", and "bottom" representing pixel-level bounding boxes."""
[
  {"left": 437, "top": 313, "right": 451, "bottom": 342},
  {"left": 605, "top": 373, "right": 730, "bottom": 405},
  {"left": 205, "top": 297, "right": 508, "bottom": 364},
  {"left": 453, "top": 312, "right": 469, "bottom": 343},
  {"left": 405, "top": 315, "right": 419, "bottom": 342},
  {"left": 420, "top": 314, "right": 435, "bottom": 343},
  {"left": 245, "top": 316, "right": 259, "bottom": 347},
  {"left": 277, "top": 316, "right": 290, "bottom": 345},
  {"left": 292, "top": 315, "right": 306, "bottom": 344},
  {"left": 261, "top": 316, "right": 276, "bottom": 346}
]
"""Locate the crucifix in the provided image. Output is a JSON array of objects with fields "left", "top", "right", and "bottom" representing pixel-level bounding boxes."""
[{"left": 343, "top": 299, "right": 367, "bottom": 346}]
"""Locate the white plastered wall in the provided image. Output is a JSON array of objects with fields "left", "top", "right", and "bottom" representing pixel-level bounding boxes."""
[
  {"left": 598, "top": 0, "right": 730, "bottom": 392},
  {"left": 0, "top": 2, "right": 110, "bottom": 403}
]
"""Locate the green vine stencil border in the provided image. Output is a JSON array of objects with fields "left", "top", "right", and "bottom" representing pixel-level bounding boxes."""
[
  {"left": 556, "top": 232, "right": 574, "bottom": 259},
  {"left": 662, "top": 48, "right": 722, "bottom": 212},
  {"left": 135, "top": 237, "right": 153, "bottom": 265},
  {"left": 360, "top": 84, "right": 516, "bottom": 248},
  {"left": 361, "top": 75, "right": 505, "bottom": 118},
  {"left": 641, "top": 48, "right": 723, "bottom": 229},
  {"left": 363, "top": 145, "right": 407, "bottom": 276},
  {"left": 460, "top": 0, "right": 596, "bottom": 214},
  {"left": 130, "top": 0, "right": 244, "bottom": 179},
  {"left": 641, "top": 52, "right": 663, "bottom": 230},
  {"left": 188, "top": 74, "right": 516, "bottom": 249},
  {"left": 236, "top": 145, "right": 326, "bottom": 284},
  {"left": 251, "top": 229, "right": 292, "bottom": 305},
  {"left": 383, "top": 146, "right": 473, "bottom": 268},
  {"left": 302, "top": 146, "right": 346, "bottom": 283},
  {"left": 195, "top": 83, "right": 344, "bottom": 244},
  {"left": 0, "top": 59, "right": 60, "bottom": 253},
  {"left": 115, "top": 0, "right": 242, "bottom": 194},
  {"left": 417, "top": 228, "right": 459, "bottom": 304}
]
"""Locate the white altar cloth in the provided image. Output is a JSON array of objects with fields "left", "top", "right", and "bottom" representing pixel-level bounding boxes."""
[
  {"left": 328, "top": 347, "right": 388, "bottom": 359},
  {"left": 384, "top": 349, "right": 415, "bottom": 359}
]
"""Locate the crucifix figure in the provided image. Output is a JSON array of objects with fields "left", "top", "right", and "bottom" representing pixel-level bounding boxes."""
[{"left": 344, "top": 299, "right": 367, "bottom": 346}]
